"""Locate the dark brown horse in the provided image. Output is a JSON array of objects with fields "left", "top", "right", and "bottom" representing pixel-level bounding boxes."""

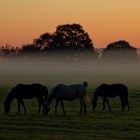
[
  {"left": 4, "top": 83, "right": 48, "bottom": 114},
  {"left": 44, "top": 81, "right": 88, "bottom": 116},
  {"left": 92, "top": 84, "right": 129, "bottom": 111}
]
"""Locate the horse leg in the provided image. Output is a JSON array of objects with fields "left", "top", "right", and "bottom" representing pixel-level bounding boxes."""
[
  {"left": 17, "top": 100, "right": 21, "bottom": 114},
  {"left": 83, "top": 100, "right": 86, "bottom": 115},
  {"left": 79, "top": 98, "right": 86, "bottom": 116},
  {"left": 38, "top": 101, "right": 42, "bottom": 113},
  {"left": 126, "top": 98, "right": 130, "bottom": 111},
  {"left": 60, "top": 100, "right": 66, "bottom": 115},
  {"left": 37, "top": 98, "right": 43, "bottom": 113},
  {"left": 105, "top": 98, "right": 111, "bottom": 111},
  {"left": 119, "top": 96, "right": 126, "bottom": 111},
  {"left": 121, "top": 97, "right": 130, "bottom": 111},
  {"left": 21, "top": 100, "right": 27, "bottom": 114},
  {"left": 103, "top": 97, "right": 106, "bottom": 111},
  {"left": 55, "top": 99, "right": 59, "bottom": 115},
  {"left": 122, "top": 102, "right": 125, "bottom": 111},
  {"left": 79, "top": 98, "right": 83, "bottom": 116}
]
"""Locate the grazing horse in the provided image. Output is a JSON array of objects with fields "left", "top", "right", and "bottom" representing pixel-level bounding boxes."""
[
  {"left": 4, "top": 83, "right": 48, "bottom": 114},
  {"left": 44, "top": 81, "right": 88, "bottom": 116},
  {"left": 92, "top": 84, "right": 129, "bottom": 111}
]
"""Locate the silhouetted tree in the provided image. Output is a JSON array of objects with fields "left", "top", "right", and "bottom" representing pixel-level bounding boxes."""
[
  {"left": 50, "top": 24, "right": 96, "bottom": 61},
  {"left": 19, "top": 43, "right": 41, "bottom": 57},
  {"left": 52, "top": 24, "right": 94, "bottom": 52},
  {"left": 102, "top": 40, "right": 137, "bottom": 60},
  {"left": 32, "top": 24, "right": 96, "bottom": 61},
  {"left": 0, "top": 44, "right": 18, "bottom": 57},
  {"left": 33, "top": 33, "right": 54, "bottom": 52}
]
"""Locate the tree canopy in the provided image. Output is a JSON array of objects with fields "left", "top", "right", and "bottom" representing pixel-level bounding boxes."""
[
  {"left": 52, "top": 24, "right": 94, "bottom": 52},
  {"left": 29, "top": 23, "right": 96, "bottom": 61},
  {"left": 102, "top": 40, "right": 137, "bottom": 60},
  {"left": 33, "top": 24, "right": 95, "bottom": 53}
]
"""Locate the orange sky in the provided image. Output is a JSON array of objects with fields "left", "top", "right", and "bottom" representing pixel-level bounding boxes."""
[{"left": 0, "top": 0, "right": 140, "bottom": 48}]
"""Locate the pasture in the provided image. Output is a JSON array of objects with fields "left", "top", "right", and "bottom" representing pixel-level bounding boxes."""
[
  {"left": 0, "top": 60, "right": 140, "bottom": 140},
  {"left": 0, "top": 85, "right": 140, "bottom": 140}
]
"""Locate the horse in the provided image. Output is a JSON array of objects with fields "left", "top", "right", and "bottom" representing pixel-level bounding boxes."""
[
  {"left": 4, "top": 83, "right": 48, "bottom": 114},
  {"left": 92, "top": 83, "right": 129, "bottom": 111},
  {"left": 44, "top": 81, "right": 88, "bottom": 116}
]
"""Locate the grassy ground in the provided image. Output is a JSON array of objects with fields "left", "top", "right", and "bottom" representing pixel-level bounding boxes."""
[{"left": 0, "top": 86, "right": 140, "bottom": 140}]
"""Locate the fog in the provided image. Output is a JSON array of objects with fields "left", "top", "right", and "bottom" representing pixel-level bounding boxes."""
[{"left": 0, "top": 56, "right": 140, "bottom": 90}]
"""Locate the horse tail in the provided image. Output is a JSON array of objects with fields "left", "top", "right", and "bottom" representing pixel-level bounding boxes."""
[
  {"left": 125, "top": 97, "right": 130, "bottom": 111},
  {"left": 120, "top": 85, "right": 130, "bottom": 111},
  {"left": 125, "top": 86, "right": 130, "bottom": 111},
  {"left": 43, "top": 86, "right": 48, "bottom": 102}
]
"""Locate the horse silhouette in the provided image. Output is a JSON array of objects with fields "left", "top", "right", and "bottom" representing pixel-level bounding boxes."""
[
  {"left": 4, "top": 83, "right": 48, "bottom": 114},
  {"left": 92, "top": 84, "right": 129, "bottom": 111},
  {"left": 44, "top": 81, "right": 88, "bottom": 116}
]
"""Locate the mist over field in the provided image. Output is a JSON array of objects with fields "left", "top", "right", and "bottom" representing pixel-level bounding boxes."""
[
  {"left": 0, "top": 56, "right": 140, "bottom": 89},
  {"left": 0, "top": 56, "right": 140, "bottom": 140}
]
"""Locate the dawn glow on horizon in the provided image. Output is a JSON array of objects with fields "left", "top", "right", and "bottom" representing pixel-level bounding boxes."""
[{"left": 0, "top": 0, "right": 140, "bottom": 48}]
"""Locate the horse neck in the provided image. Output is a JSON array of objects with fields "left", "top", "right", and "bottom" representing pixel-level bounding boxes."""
[
  {"left": 47, "top": 93, "right": 54, "bottom": 105},
  {"left": 93, "top": 92, "right": 99, "bottom": 102},
  {"left": 5, "top": 92, "right": 14, "bottom": 105}
]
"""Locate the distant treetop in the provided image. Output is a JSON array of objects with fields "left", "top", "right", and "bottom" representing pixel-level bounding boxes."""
[
  {"left": 105, "top": 40, "right": 136, "bottom": 51},
  {"left": 50, "top": 23, "right": 94, "bottom": 52},
  {"left": 102, "top": 40, "right": 137, "bottom": 60}
]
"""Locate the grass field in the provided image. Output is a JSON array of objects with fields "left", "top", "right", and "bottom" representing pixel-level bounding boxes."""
[
  {"left": 0, "top": 85, "right": 140, "bottom": 140},
  {"left": 0, "top": 60, "right": 140, "bottom": 139}
]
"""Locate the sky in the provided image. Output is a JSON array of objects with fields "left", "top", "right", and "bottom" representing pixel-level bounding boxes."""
[{"left": 0, "top": 0, "right": 140, "bottom": 48}]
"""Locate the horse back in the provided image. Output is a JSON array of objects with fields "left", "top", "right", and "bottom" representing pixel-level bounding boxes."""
[
  {"left": 52, "top": 84, "right": 87, "bottom": 100},
  {"left": 69, "top": 84, "right": 87, "bottom": 95},
  {"left": 112, "top": 84, "right": 128, "bottom": 97},
  {"left": 10, "top": 83, "right": 48, "bottom": 99},
  {"left": 95, "top": 84, "right": 128, "bottom": 97}
]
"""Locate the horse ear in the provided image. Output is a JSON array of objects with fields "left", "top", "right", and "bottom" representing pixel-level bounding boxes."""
[{"left": 83, "top": 81, "right": 88, "bottom": 87}]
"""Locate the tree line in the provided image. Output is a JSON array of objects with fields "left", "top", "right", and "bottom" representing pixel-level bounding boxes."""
[{"left": 0, "top": 23, "right": 138, "bottom": 61}]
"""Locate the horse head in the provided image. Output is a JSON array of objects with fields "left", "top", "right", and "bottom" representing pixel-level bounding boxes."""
[
  {"left": 4, "top": 101, "right": 11, "bottom": 114},
  {"left": 92, "top": 98, "right": 97, "bottom": 111},
  {"left": 43, "top": 101, "right": 51, "bottom": 115}
]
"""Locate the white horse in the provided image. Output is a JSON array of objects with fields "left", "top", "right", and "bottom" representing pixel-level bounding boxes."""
[{"left": 44, "top": 81, "right": 88, "bottom": 116}]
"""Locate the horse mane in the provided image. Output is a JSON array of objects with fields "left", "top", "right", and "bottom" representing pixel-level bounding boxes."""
[
  {"left": 46, "top": 86, "right": 59, "bottom": 104},
  {"left": 94, "top": 87, "right": 100, "bottom": 98},
  {"left": 4, "top": 84, "right": 23, "bottom": 106}
]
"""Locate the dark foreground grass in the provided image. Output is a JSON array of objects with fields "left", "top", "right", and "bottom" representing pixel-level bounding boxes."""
[{"left": 0, "top": 86, "right": 140, "bottom": 140}]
